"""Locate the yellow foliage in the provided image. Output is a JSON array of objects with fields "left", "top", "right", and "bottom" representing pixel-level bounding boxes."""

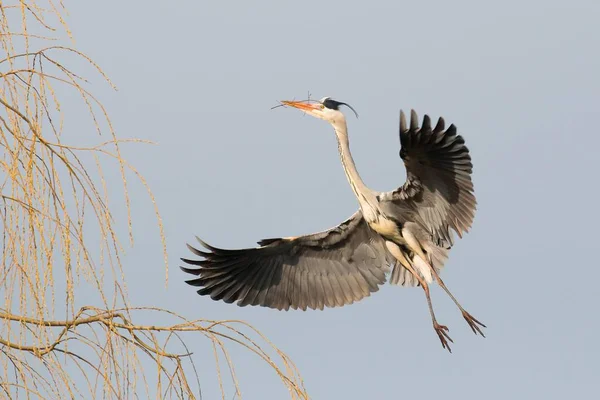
[{"left": 0, "top": 1, "right": 307, "bottom": 398}]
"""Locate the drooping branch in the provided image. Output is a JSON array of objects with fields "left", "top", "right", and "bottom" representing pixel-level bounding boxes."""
[{"left": 0, "top": 1, "right": 307, "bottom": 399}]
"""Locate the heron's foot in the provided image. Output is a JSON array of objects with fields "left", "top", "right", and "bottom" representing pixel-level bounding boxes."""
[
  {"left": 433, "top": 323, "right": 453, "bottom": 353},
  {"left": 462, "top": 311, "right": 486, "bottom": 337}
]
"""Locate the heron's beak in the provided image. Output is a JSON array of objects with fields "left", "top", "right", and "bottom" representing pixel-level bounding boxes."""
[{"left": 281, "top": 100, "right": 321, "bottom": 113}]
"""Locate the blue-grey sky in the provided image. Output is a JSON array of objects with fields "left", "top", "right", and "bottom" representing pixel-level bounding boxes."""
[{"left": 64, "top": 1, "right": 599, "bottom": 398}]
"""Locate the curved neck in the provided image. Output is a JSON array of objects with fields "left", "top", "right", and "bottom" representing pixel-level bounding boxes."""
[{"left": 332, "top": 119, "right": 376, "bottom": 208}]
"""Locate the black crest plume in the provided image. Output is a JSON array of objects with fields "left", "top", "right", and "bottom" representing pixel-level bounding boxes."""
[{"left": 322, "top": 97, "right": 359, "bottom": 118}]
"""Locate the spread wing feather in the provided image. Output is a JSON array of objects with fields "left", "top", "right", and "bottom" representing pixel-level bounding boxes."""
[
  {"left": 181, "top": 211, "right": 392, "bottom": 310},
  {"left": 389, "top": 110, "right": 476, "bottom": 248}
]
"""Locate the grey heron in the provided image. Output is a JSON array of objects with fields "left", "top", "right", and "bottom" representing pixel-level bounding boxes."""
[{"left": 181, "top": 97, "right": 484, "bottom": 352}]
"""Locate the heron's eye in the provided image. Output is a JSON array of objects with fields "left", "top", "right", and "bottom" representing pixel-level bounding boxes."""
[{"left": 319, "top": 104, "right": 325, "bottom": 109}]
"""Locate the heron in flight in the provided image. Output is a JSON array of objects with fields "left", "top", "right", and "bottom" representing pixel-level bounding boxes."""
[{"left": 181, "top": 96, "right": 484, "bottom": 352}]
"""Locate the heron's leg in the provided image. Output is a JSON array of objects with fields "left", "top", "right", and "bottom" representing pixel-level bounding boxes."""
[
  {"left": 426, "top": 263, "right": 486, "bottom": 337},
  {"left": 402, "top": 227, "right": 485, "bottom": 337},
  {"left": 385, "top": 241, "right": 453, "bottom": 352}
]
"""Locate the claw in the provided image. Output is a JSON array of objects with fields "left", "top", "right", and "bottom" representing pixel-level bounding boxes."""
[
  {"left": 434, "top": 323, "right": 453, "bottom": 353},
  {"left": 462, "top": 311, "right": 486, "bottom": 337}
]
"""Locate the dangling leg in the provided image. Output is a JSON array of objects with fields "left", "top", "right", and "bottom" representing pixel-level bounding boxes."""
[
  {"left": 427, "top": 265, "right": 486, "bottom": 337},
  {"left": 386, "top": 241, "right": 453, "bottom": 352},
  {"left": 401, "top": 228, "right": 486, "bottom": 337}
]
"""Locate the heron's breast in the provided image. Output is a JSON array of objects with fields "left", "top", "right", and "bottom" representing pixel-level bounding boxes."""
[{"left": 367, "top": 215, "right": 401, "bottom": 240}]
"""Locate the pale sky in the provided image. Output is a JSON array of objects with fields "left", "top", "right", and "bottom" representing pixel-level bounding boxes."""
[{"left": 63, "top": 0, "right": 600, "bottom": 398}]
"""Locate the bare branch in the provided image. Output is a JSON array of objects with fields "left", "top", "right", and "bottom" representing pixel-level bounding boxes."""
[{"left": 0, "top": 2, "right": 307, "bottom": 399}]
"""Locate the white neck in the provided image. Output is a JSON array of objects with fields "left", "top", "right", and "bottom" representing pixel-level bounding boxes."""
[{"left": 332, "top": 119, "right": 378, "bottom": 215}]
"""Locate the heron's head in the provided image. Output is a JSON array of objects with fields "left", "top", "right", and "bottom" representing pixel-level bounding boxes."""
[{"left": 281, "top": 97, "right": 358, "bottom": 124}]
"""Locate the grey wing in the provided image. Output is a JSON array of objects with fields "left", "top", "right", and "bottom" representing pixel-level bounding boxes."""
[
  {"left": 180, "top": 211, "right": 392, "bottom": 311},
  {"left": 386, "top": 110, "right": 476, "bottom": 248}
]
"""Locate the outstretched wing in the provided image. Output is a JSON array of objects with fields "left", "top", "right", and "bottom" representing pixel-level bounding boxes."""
[
  {"left": 388, "top": 110, "right": 476, "bottom": 247},
  {"left": 180, "top": 211, "right": 392, "bottom": 311}
]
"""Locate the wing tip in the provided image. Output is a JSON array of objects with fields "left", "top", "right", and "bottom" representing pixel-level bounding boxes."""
[
  {"left": 410, "top": 109, "right": 419, "bottom": 130},
  {"left": 434, "top": 117, "right": 445, "bottom": 133},
  {"left": 446, "top": 123, "right": 457, "bottom": 136},
  {"left": 399, "top": 110, "right": 407, "bottom": 133},
  {"left": 422, "top": 114, "right": 431, "bottom": 131},
  {"left": 180, "top": 264, "right": 201, "bottom": 275}
]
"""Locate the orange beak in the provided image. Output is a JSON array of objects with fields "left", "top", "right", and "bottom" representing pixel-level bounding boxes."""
[{"left": 281, "top": 100, "right": 321, "bottom": 112}]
